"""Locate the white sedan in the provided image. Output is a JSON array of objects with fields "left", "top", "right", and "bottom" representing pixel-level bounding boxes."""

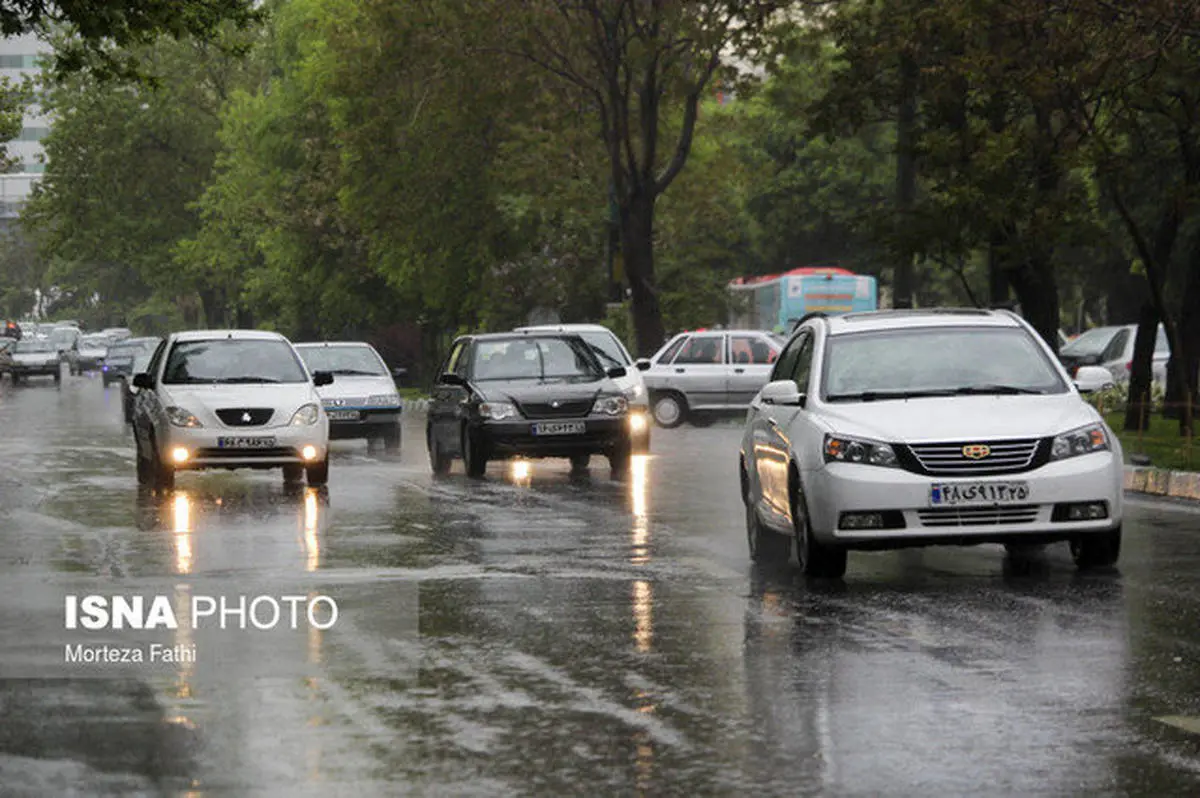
[
  {"left": 131, "top": 330, "right": 334, "bottom": 489},
  {"left": 740, "top": 309, "right": 1124, "bottom": 578}
]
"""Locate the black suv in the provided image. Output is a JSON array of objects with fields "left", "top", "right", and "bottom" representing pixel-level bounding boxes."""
[{"left": 427, "top": 333, "right": 635, "bottom": 478}]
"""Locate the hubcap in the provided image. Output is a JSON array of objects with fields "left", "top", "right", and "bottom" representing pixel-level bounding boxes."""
[{"left": 655, "top": 397, "right": 680, "bottom": 425}]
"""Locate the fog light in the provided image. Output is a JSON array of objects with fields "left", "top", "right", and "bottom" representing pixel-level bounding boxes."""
[
  {"left": 301, "top": 445, "right": 318, "bottom": 461},
  {"left": 1053, "top": 501, "right": 1108, "bottom": 522},
  {"left": 838, "top": 510, "right": 905, "bottom": 530},
  {"left": 171, "top": 447, "right": 189, "bottom": 464}
]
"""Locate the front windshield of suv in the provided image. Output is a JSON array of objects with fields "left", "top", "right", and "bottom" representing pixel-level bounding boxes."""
[
  {"left": 472, "top": 337, "right": 603, "bottom": 381},
  {"left": 297, "top": 345, "right": 387, "bottom": 376},
  {"left": 823, "top": 327, "right": 1068, "bottom": 401},
  {"left": 162, "top": 339, "right": 309, "bottom": 384}
]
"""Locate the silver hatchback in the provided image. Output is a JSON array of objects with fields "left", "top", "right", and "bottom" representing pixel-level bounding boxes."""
[{"left": 638, "top": 329, "right": 782, "bottom": 427}]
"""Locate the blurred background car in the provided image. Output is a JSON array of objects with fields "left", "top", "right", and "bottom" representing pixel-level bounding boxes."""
[
  {"left": 47, "top": 326, "right": 82, "bottom": 374},
  {"left": 1058, "top": 324, "right": 1168, "bottom": 387},
  {"left": 121, "top": 346, "right": 160, "bottom": 423},
  {"left": 76, "top": 333, "right": 113, "bottom": 373},
  {"left": 101, "top": 327, "right": 133, "bottom": 342},
  {"left": 294, "top": 341, "right": 403, "bottom": 452},
  {"left": 9, "top": 338, "right": 62, "bottom": 384},
  {"left": 103, "top": 336, "right": 159, "bottom": 387}
]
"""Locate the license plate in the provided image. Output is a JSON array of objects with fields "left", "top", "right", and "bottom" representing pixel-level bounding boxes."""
[
  {"left": 532, "top": 421, "right": 585, "bottom": 436},
  {"left": 327, "top": 410, "right": 360, "bottom": 421},
  {"left": 217, "top": 436, "right": 278, "bottom": 449},
  {"left": 930, "top": 481, "right": 1030, "bottom": 507}
]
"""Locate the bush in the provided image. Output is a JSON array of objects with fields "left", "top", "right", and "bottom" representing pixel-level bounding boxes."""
[{"left": 1086, "top": 381, "right": 1166, "bottom": 415}]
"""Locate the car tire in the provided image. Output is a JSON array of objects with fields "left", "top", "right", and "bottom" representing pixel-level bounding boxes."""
[
  {"left": 745, "top": 500, "right": 789, "bottom": 565},
  {"left": 428, "top": 427, "right": 451, "bottom": 476},
  {"left": 1070, "top": 527, "right": 1121, "bottom": 569},
  {"left": 283, "top": 464, "right": 304, "bottom": 483},
  {"left": 149, "top": 436, "right": 175, "bottom": 491},
  {"left": 306, "top": 455, "right": 330, "bottom": 486},
  {"left": 607, "top": 436, "right": 632, "bottom": 478},
  {"left": 382, "top": 425, "right": 402, "bottom": 453},
  {"left": 570, "top": 454, "right": 591, "bottom": 471},
  {"left": 462, "top": 425, "right": 487, "bottom": 478},
  {"left": 792, "top": 488, "right": 847, "bottom": 578},
  {"left": 651, "top": 392, "right": 688, "bottom": 428}
]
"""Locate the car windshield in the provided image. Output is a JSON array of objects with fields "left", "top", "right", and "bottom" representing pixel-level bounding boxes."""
[
  {"left": 472, "top": 337, "right": 603, "bottom": 381},
  {"left": 297, "top": 345, "right": 387, "bottom": 376},
  {"left": 106, "top": 343, "right": 138, "bottom": 358},
  {"left": 50, "top": 329, "right": 78, "bottom": 345},
  {"left": 823, "top": 327, "right": 1068, "bottom": 401},
  {"left": 16, "top": 339, "right": 54, "bottom": 353},
  {"left": 577, "top": 331, "right": 629, "bottom": 367},
  {"left": 162, "top": 339, "right": 308, "bottom": 384},
  {"left": 1060, "top": 327, "right": 1117, "bottom": 357},
  {"left": 81, "top": 336, "right": 109, "bottom": 349}
]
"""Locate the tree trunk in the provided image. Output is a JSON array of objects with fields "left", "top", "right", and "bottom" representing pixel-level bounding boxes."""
[
  {"left": 1125, "top": 302, "right": 1159, "bottom": 431},
  {"left": 1006, "top": 254, "right": 1060, "bottom": 353},
  {"left": 620, "top": 191, "right": 666, "bottom": 358},
  {"left": 893, "top": 50, "right": 918, "bottom": 310},
  {"left": 1166, "top": 233, "right": 1200, "bottom": 429},
  {"left": 1103, "top": 256, "right": 1142, "bottom": 325}
]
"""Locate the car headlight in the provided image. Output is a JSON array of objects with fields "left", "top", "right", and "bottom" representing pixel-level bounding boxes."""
[
  {"left": 823, "top": 433, "right": 899, "bottom": 467},
  {"left": 479, "top": 401, "right": 518, "bottom": 421},
  {"left": 290, "top": 403, "right": 320, "bottom": 426},
  {"left": 1050, "top": 423, "right": 1110, "bottom": 461},
  {"left": 622, "top": 383, "right": 646, "bottom": 401},
  {"left": 592, "top": 395, "right": 629, "bottom": 416},
  {"left": 367, "top": 393, "right": 401, "bottom": 406},
  {"left": 165, "top": 406, "right": 203, "bottom": 428}
]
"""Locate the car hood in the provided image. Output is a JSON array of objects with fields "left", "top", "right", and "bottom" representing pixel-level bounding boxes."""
[
  {"left": 160, "top": 383, "right": 319, "bottom": 411},
  {"left": 13, "top": 352, "right": 57, "bottom": 363},
  {"left": 314, "top": 375, "right": 395, "bottom": 401},
  {"left": 814, "top": 393, "right": 1100, "bottom": 442},
  {"left": 475, "top": 377, "right": 616, "bottom": 403}
]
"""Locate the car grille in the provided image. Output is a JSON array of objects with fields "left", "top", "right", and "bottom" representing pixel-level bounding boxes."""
[
  {"left": 193, "top": 447, "right": 296, "bottom": 459},
  {"left": 900, "top": 438, "right": 1046, "bottom": 476},
  {"left": 215, "top": 408, "right": 275, "bottom": 427},
  {"left": 917, "top": 505, "right": 1039, "bottom": 527},
  {"left": 520, "top": 399, "right": 593, "bottom": 419},
  {"left": 322, "top": 397, "right": 367, "bottom": 409}
]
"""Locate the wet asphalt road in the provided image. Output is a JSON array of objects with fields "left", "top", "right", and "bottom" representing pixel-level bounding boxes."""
[{"left": 3, "top": 374, "right": 1200, "bottom": 796}]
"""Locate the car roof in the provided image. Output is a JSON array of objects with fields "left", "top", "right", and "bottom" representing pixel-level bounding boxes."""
[
  {"left": 514, "top": 324, "right": 613, "bottom": 333},
  {"left": 823, "top": 308, "right": 1022, "bottom": 336},
  {"left": 171, "top": 329, "right": 288, "bottom": 342}
]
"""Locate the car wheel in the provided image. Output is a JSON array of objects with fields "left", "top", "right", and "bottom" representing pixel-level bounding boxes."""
[
  {"left": 792, "top": 488, "right": 847, "bottom": 578},
  {"left": 607, "top": 438, "right": 632, "bottom": 478},
  {"left": 745, "top": 499, "right": 789, "bottom": 565},
  {"left": 283, "top": 464, "right": 304, "bottom": 483},
  {"left": 428, "top": 427, "right": 451, "bottom": 476},
  {"left": 1070, "top": 527, "right": 1121, "bottom": 569},
  {"left": 652, "top": 392, "right": 687, "bottom": 428},
  {"left": 306, "top": 455, "right": 330, "bottom": 486},
  {"left": 570, "top": 454, "right": 590, "bottom": 471},
  {"left": 382, "top": 425, "right": 402, "bottom": 453},
  {"left": 462, "top": 425, "right": 487, "bottom": 478}
]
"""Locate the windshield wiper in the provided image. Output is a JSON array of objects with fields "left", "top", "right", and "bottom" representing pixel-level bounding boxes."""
[
  {"left": 825, "top": 389, "right": 957, "bottom": 402},
  {"left": 331, "top": 368, "right": 380, "bottom": 376},
  {"left": 952, "top": 384, "right": 1045, "bottom": 395},
  {"left": 213, "top": 376, "right": 282, "bottom": 384}
]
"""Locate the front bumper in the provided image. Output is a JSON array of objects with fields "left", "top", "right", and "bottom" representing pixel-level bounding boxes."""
[
  {"left": 11, "top": 363, "right": 59, "bottom": 376},
  {"left": 158, "top": 422, "right": 329, "bottom": 470},
  {"left": 476, "top": 415, "right": 634, "bottom": 458},
  {"left": 805, "top": 452, "right": 1123, "bottom": 547},
  {"left": 326, "top": 407, "right": 401, "bottom": 440}
]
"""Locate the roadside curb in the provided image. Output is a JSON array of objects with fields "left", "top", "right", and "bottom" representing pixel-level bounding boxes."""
[{"left": 1125, "top": 466, "right": 1200, "bottom": 501}]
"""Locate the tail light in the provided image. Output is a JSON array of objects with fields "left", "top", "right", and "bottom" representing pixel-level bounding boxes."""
[{"left": 1069, "top": 366, "right": 1079, "bottom": 377}]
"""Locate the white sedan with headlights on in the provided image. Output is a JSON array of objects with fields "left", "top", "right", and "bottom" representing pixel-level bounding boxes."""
[
  {"left": 295, "top": 341, "right": 403, "bottom": 452},
  {"left": 739, "top": 309, "right": 1124, "bottom": 578},
  {"left": 131, "top": 330, "right": 334, "bottom": 489}
]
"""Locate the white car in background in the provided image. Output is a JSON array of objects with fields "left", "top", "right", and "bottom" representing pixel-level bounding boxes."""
[
  {"left": 1059, "top": 324, "right": 1169, "bottom": 386},
  {"left": 131, "top": 330, "right": 334, "bottom": 489},
  {"left": 740, "top": 309, "right": 1123, "bottom": 578},
  {"left": 294, "top": 341, "right": 403, "bottom": 452},
  {"left": 514, "top": 323, "right": 651, "bottom": 452}
]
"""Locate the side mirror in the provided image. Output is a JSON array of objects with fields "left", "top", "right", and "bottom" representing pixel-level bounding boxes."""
[
  {"left": 438, "top": 372, "right": 466, "bottom": 387},
  {"left": 132, "top": 373, "right": 154, "bottom": 390},
  {"left": 760, "top": 379, "right": 805, "bottom": 407},
  {"left": 635, "top": 359, "right": 651, "bottom": 372},
  {"left": 1072, "top": 365, "right": 1114, "bottom": 394},
  {"left": 606, "top": 366, "right": 628, "bottom": 379},
  {"left": 312, "top": 370, "right": 334, "bottom": 387}
]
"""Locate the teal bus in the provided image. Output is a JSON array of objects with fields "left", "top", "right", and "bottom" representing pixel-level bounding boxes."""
[{"left": 728, "top": 267, "right": 878, "bottom": 332}]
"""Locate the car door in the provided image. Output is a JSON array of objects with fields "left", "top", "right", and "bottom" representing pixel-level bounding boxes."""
[
  {"left": 666, "top": 333, "right": 728, "bottom": 408},
  {"left": 726, "top": 333, "right": 782, "bottom": 407},
  {"left": 750, "top": 331, "right": 816, "bottom": 528},
  {"left": 430, "top": 339, "right": 471, "bottom": 452}
]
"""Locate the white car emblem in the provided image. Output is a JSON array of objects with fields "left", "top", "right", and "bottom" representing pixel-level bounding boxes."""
[{"left": 241, "top": 412, "right": 251, "bottom": 423}]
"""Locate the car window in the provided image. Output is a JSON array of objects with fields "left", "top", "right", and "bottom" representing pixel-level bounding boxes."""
[
  {"left": 656, "top": 335, "right": 687, "bottom": 365},
  {"left": 1060, "top": 327, "right": 1117, "bottom": 357},
  {"left": 791, "top": 334, "right": 816, "bottom": 393},
  {"left": 144, "top": 340, "right": 168, "bottom": 378},
  {"left": 578, "top": 331, "right": 630, "bottom": 367},
  {"left": 730, "top": 335, "right": 779, "bottom": 365},
  {"left": 1101, "top": 329, "right": 1129, "bottom": 362},
  {"left": 771, "top": 333, "right": 805, "bottom": 382},
  {"left": 444, "top": 341, "right": 467, "bottom": 377},
  {"left": 162, "top": 339, "right": 309, "bottom": 385},
  {"left": 822, "top": 327, "right": 1068, "bottom": 399},
  {"left": 471, "top": 337, "right": 602, "bottom": 381},
  {"left": 673, "top": 334, "right": 725, "bottom": 365},
  {"left": 297, "top": 345, "right": 387, "bottom": 376}
]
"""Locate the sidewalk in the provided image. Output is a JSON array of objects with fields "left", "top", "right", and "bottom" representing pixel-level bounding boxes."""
[{"left": 1125, "top": 466, "right": 1200, "bottom": 501}]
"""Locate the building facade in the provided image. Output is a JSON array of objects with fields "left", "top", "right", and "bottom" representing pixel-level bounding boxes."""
[{"left": 0, "top": 33, "right": 51, "bottom": 221}]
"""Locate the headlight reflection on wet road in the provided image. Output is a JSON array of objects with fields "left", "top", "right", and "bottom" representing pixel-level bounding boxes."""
[
  {"left": 630, "top": 454, "right": 650, "bottom": 566},
  {"left": 172, "top": 492, "right": 193, "bottom": 575},
  {"left": 303, "top": 488, "right": 321, "bottom": 572}
]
